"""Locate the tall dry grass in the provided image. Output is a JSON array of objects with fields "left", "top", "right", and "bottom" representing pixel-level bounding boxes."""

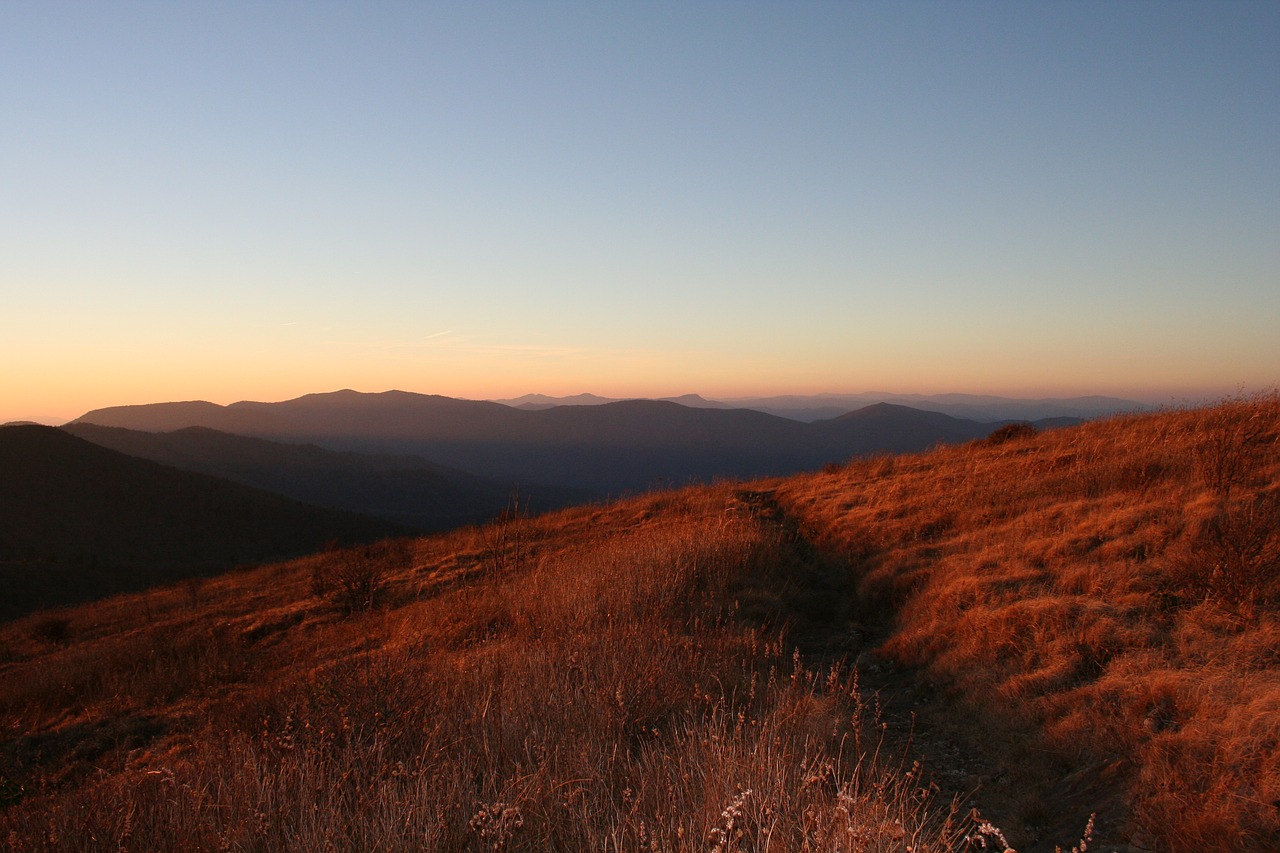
[{"left": 1, "top": 486, "right": 980, "bottom": 850}]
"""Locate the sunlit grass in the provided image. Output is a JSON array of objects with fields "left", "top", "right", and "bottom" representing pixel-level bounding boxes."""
[{"left": 776, "top": 392, "right": 1280, "bottom": 850}]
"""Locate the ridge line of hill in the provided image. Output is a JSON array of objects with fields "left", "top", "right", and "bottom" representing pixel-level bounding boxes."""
[{"left": 60, "top": 422, "right": 589, "bottom": 533}]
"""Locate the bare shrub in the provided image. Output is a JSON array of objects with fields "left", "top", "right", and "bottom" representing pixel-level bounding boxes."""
[
  {"left": 182, "top": 575, "right": 204, "bottom": 609},
  {"left": 29, "top": 615, "right": 72, "bottom": 645},
  {"left": 1192, "top": 397, "right": 1275, "bottom": 498},
  {"left": 311, "top": 539, "right": 413, "bottom": 614},
  {"left": 983, "top": 421, "right": 1039, "bottom": 446}
]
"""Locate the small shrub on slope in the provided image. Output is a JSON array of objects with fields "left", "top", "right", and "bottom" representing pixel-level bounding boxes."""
[{"left": 310, "top": 538, "right": 414, "bottom": 614}]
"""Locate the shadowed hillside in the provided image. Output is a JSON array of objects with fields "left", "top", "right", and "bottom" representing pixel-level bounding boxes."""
[
  {"left": 0, "top": 425, "right": 404, "bottom": 618},
  {"left": 2, "top": 397, "right": 1276, "bottom": 850},
  {"left": 62, "top": 423, "right": 591, "bottom": 531}
]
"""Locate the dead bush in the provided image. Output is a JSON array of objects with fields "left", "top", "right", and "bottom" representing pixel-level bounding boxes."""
[
  {"left": 1192, "top": 396, "right": 1277, "bottom": 498},
  {"left": 311, "top": 539, "right": 413, "bottom": 614},
  {"left": 29, "top": 615, "right": 73, "bottom": 645},
  {"left": 483, "top": 492, "right": 529, "bottom": 576},
  {"left": 983, "top": 422, "right": 1039, "bottom": 446}
]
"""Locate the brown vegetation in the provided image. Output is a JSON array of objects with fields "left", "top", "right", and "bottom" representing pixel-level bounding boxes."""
[
  {"left": 776, "top": 393, "right": 1280, "bottom": 851},
  {"left": 2, "top": 395, "right": 1277, "bottom": 851},
  {"left": 0, "top": 489, "right": 978, "bottom": 850}
]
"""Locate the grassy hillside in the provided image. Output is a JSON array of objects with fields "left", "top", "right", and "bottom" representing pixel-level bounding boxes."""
[
  {"left": 1, "top": 397, "right": 1276, "bottom": 850},
  {"left": 776, "top": 394, "right": 1280, "bottom": 850}
]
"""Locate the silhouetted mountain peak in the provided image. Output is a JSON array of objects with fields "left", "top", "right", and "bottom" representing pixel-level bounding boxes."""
[{"left": 830, "top": 402, "right": 961, "bottom": 424}]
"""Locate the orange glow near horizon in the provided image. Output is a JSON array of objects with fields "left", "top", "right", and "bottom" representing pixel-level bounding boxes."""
[
  {"left": 6, "top": 303, "right": 1274, "bottom": 422},
  {"left": 6, "top": 343, "right": 1261, "bottom": 426}
]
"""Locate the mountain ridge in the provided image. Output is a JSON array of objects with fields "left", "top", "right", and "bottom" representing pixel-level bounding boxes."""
[
  {"left": 74, "top": 390, "right": 1070, "bottom": 493},
  {"left": 494, "top": 390, "right": 1151, "bottom": 422}
]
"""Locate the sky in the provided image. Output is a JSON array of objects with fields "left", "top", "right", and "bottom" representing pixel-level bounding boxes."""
[{"left": 2, "top": 1, "right": 1277, "bottom": 423}]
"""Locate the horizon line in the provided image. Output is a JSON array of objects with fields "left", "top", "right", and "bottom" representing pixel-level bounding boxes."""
[{"left": 11, "top": 384, "right": 1262, "bottom": 427}]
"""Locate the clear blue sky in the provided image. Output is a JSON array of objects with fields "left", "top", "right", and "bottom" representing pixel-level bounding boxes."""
[{"left": 3, "top": 1, "right": 1277, "bottom": 422}]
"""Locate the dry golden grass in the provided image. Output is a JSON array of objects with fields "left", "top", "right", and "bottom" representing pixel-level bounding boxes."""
[
  {"left": 776, "top": 393, "right": 1280, "bottom": 851},
  {"left": 2, "top": 396, "right": 1276, "bottom": 851}
]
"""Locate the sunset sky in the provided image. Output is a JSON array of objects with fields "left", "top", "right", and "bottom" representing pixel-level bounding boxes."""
[{"left": 3, "top": 2, "right": 1277, "bottom": 423}]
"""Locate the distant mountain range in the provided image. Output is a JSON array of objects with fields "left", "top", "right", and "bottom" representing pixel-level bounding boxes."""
[
  {"left": 73, "top": 390, "right": 1079, "bottom": 494},
  {"left": 495, "top": 391, "right": 1152, "bottom": 422},
  {"left": 0, "top": 424, "right": 404, "bottom": 617}
]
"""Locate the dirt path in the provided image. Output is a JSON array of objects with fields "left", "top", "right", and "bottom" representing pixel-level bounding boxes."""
[{"left": 733, "top": 487, "right": 1141, "bottom": 853}]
